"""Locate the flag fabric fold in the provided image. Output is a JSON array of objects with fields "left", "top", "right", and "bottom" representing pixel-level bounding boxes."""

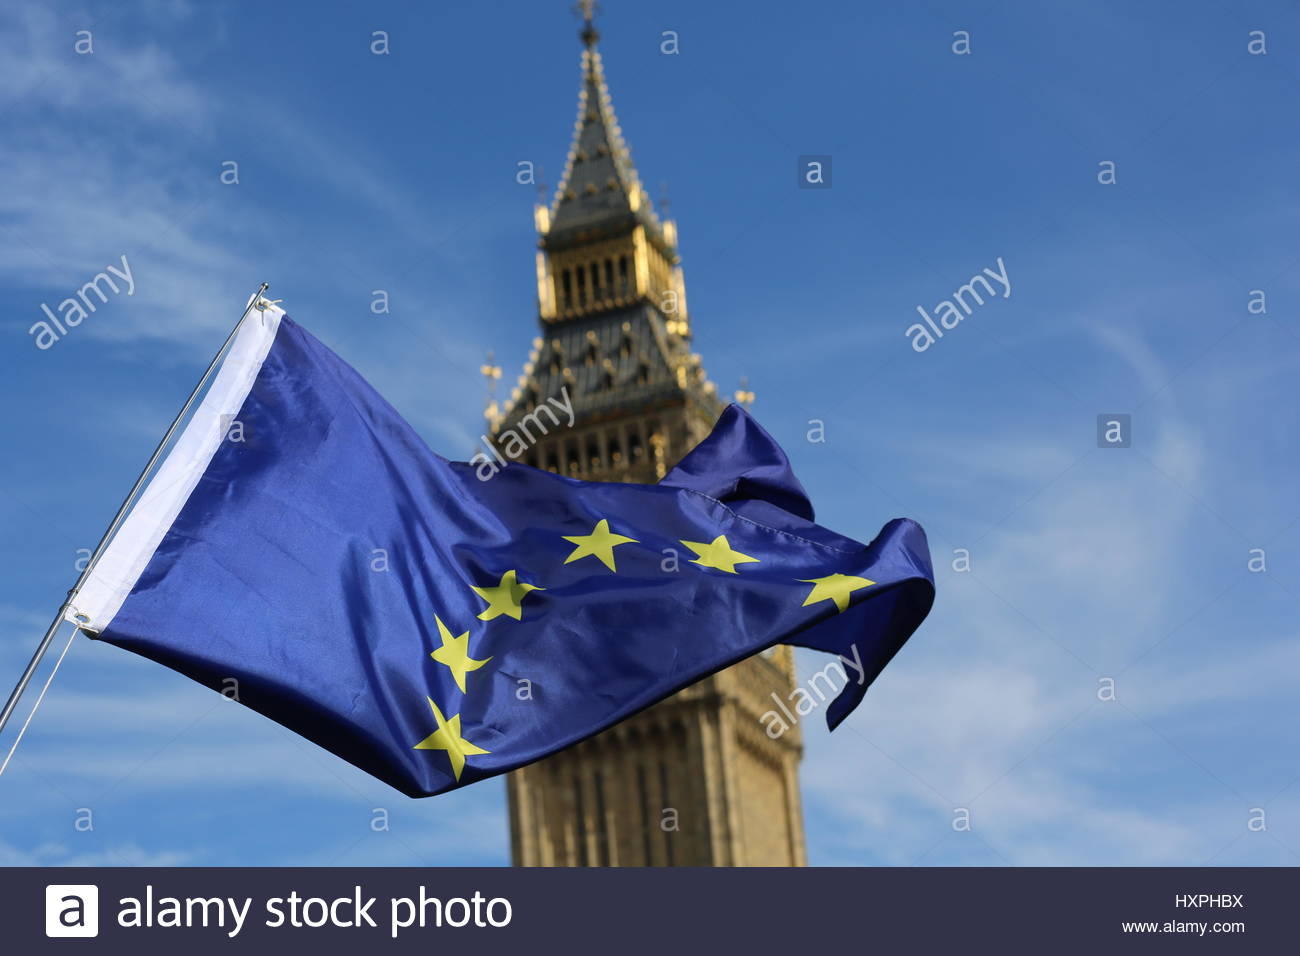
[{"left": 70, "top": 303, "right": 935, "bottom": 797}]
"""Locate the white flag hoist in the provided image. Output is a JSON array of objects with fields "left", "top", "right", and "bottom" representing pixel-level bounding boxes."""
[{"left": 0, "top": 282, "right": 273, "bottom": 777}]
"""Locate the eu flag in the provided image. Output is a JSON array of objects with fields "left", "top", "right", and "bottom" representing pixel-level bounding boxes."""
[{"left": 70, "top": 303, "right": 935, "bottom": 796}]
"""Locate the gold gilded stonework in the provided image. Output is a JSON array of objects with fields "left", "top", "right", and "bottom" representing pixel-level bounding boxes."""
[{"left": 493, "top": 9, "right": 806, "bottom": 867}]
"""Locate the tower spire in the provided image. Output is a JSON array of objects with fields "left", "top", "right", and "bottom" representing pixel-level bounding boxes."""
[
  {"left": 502, "top": 5, "right": 806, "bottom": 870},
  {"left": 576, "top": 0, "right": 600, "bottom": 48},
  {"left": 525, "top": 4, "right": 692, "bottom": 331},
  {"left": 546, "top": 4, "right": 666, "bottom": 244}
]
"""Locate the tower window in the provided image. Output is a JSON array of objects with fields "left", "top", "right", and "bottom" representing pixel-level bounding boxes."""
[
  {"left": 561, "top": 269, "right": 573, "bottom": 310},
  {"left": 659, "top": 761, "right": 675, "bottom": 867},
  {"left": 572, "top": 774, "right": 589, "bottom": 867},
  {"left": 618, "top": 255, "right": 629, "bottom": 296},
  {"left": 576, "top": 266, "right": 587, "bottom": 307},
  {"left": 636, "top": 764, "right": 653, "bottom": 866},
  {"left": 604, "top": 258, "right": 615, "bottom": 297},
  {"left": 593, "top": 770, "right": 610, "bottom": 866},
  {"left": 590, "top": 262, "right": 601, "bottom": 299}
]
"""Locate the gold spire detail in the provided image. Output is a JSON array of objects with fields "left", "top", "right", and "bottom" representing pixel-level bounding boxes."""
[
  {"left": 548, "top": 10, "right": 657, "bottom": 233},
  {"left": 734, "top": 377, "right": 755, "bottom": 408},
  {"left": 576, "top": 0, "right": 600, "bottom": 48},
  {"left": 480, "top": 351, "right": 503, "bottom": 428}
]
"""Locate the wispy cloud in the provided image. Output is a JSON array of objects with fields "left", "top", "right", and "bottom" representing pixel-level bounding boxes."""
[{"left": 793, "top": 313, "right": 1300, "bottom": 865}]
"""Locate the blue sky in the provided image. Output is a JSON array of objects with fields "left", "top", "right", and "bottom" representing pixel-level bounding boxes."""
[{"left": 2, "top": 0, "right": 1299, "bottom": 866}]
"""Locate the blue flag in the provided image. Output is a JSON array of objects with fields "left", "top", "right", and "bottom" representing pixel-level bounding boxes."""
[{"left": 70, "top": 303, "right": 935, "bottom": 797}]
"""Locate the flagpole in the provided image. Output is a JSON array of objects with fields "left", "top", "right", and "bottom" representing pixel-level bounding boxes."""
[{"left": 0, "top": 282, "right": 270, "bottom": 741}]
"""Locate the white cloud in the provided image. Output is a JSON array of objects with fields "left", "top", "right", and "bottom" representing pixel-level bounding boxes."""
[
  {"left": 0, "top": 839, "right": 191, "bottom": 867},
  {"left": 796, "top": 317, "right": 1300, "bottom": 865}
]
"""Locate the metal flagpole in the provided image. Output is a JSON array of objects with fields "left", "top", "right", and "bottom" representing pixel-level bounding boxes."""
[{"left": 0, "top": 282, "right": 270, "bottom": 744}]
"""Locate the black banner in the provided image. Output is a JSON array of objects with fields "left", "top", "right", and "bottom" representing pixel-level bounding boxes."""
[{"left": 4, "top": 867, "right": 1290, "bottom": 953}]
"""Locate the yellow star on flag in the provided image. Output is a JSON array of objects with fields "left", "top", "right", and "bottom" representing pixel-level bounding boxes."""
[
  {"left": 471, "top": 569, "right": 544, "bottom": 621},
  {"left": 563, "top": 519, "right": 638, "bottom": 572},
  {"left": 800, "top": 573, "right": 875, "bottom": 612},
  {"left": 430, "top": 615, "right": 491, "bottom": 693},
  {"left": 414, "top": 697, "right": 490, "bottom": 781},
  {"left": 680, "top": 534, "right": 759, "bottom": 574}
]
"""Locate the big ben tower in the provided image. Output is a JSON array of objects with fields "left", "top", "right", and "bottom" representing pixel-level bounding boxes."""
[{"left": 490, "top": 5, "right": 807, "bottom": 867}]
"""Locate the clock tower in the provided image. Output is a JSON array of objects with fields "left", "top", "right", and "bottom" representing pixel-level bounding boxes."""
[{"left": 490, "top": 6, "right": 807, "bottom": 866}]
